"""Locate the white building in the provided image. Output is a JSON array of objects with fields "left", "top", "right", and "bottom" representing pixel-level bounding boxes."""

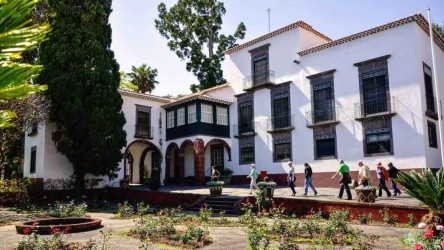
[{"left": 24, "top": 14, "right": 444, "bottom": 187}]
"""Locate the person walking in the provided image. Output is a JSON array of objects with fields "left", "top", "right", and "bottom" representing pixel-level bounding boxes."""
[
  {"left": 376, "top": 162, "right": 391, "bottom": 197},
  {"left": 358, "top": 161, "right": 371, "bottom": 186},
  {"left": 332, "top": 160, "right": 352, "bottom": 200},
  {"left": 247, "top": 164, "right": 258, "bottom": 194},
  {"left": 387, "top": 162, "right": 402, "bottom": 196},
  {"left": 211, "top": 166, "right": 220, "bottom": 181},
  {"left": 303, "top": 163, "right": 317, "bottom": 196},
  {"left": 287, "top": 161, "right": 297, "bottom": 196}
]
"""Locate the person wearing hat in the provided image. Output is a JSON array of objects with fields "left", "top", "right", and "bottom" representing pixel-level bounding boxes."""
[
  {"left": 287, "top": 161, "right": 297, "bottom": 196},
  {"left": 332, "top": 159, "right": 352, "bottom": 200},
  {"left": 247, "top": 164, "right": 258, "bottom": 194}
]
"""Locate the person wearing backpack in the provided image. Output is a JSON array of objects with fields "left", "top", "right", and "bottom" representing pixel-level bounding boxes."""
[
  {"left": 303, "top": 163, "right": 318, "bottom": 196},
  {"left": 388, "top": 162, "right": 402, "bottom": 196},
  {"left": 287, "top": 161, "right": 297, "bottom": 196},
  {"left": 376, "top": 162, "right": 391, "bottom": 197},
  {"left": 247, "top": 164, "right": 258, "bottom": 194}
]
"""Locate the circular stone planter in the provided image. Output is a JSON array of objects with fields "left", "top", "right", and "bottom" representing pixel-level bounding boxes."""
[{"left": 16, "top": 218, "right": 102, "bottom": 234}]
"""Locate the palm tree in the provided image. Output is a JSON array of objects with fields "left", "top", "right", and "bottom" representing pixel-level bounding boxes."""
[
  {"left": 395, "top": 168, "right": 444, "bottom": 225},
  {"left": 118, "top": 70, "right": 138, "bottom": 92},
  {"left": 0, "top": 0, "right": 50, "bottom": 127},
  {"left": 127, "top": 64, "right": 159, "bottom": 94}
]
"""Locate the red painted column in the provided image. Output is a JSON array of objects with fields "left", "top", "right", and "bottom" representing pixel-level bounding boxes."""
[
  {"left": 177, "top": 153, "right": 185, "bottom": 185},
  {"left": 194, "top": 139, "right": 205, "bottom": 185}
]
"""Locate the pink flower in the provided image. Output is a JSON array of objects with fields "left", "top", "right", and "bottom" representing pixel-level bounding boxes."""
[
  {"left": 436, "top": 225, "right": 444, "bottom": 231},
  {"left": 415, "top": 243, "right": 423, "bottom": 250},
  {"left": 423, "top": 229, "right": 434, "bottom": 240},
  {"left": 418, "top": 223, "right": 427, "bottom": 229},
  {"left": 440, "top": 241, "right": 444, "bottom": 249}
]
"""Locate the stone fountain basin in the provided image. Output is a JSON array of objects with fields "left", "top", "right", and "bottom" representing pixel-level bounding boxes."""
[{"left": 16, "top": 217, "right": 102, "bottom": 234}]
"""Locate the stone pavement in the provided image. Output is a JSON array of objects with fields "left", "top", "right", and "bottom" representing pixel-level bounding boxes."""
[{"left": 131, "top": 184, "right": 422, "bottom": 207}]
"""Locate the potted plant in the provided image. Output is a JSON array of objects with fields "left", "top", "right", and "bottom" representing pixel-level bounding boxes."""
[
  {"left": 220, "top": 168, "right": 233, "bottom": 185},
  {"left": 257, "top": 179, "right": 277, "bottom": 198},
  {"left": 119, "top": 178, "right": 130, "bottom": 189},
  {"left": 144, "top": 177, "right": 160, "bottom": 191},
  {"left": 207, "top": 181, "right": 224, "bottom": 195},
  {"left": 355, "top": 185, "right": 377, "bottom": 203}
]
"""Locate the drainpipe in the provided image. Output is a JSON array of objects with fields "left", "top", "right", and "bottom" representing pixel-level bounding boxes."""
[{"left": 427, "top": 8, "right": 444, "bottom": 168}]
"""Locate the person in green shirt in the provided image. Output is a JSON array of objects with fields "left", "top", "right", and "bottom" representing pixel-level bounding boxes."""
[
  {"left": 331, "top": 160, "right": 352, "bottom": 200},
  {"left": 247, "top": 164, "right": 258, "bottom": 194}
]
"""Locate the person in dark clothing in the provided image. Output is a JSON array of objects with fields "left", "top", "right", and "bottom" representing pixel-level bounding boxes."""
[
  {"left": 332, "top": 160, "right": 352, "bottom": 200},
  {"left": 376, "top": 162, "right": 391, "bottom": 197},
  {"left": 387, "top": 162, "right": 402, "bottom": 196},
  {"left": 303, "top": 163, "right": 317, "bottom": 196}
]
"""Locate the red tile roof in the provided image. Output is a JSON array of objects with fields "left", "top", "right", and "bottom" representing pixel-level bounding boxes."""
[
  {"left": 162, "top": 83, "right": 233, "bottom": 108},
  {"left": 298, "top": 14, "right": 444, "bottom": 56},
  {"left": 224, "top": 21, "right": 332, "bottom": 55},
  {"left": 119, "top": 89, "right": 174, "bottom": 104}
]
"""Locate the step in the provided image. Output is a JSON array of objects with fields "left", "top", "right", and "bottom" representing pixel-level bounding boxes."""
[
  {"left": 198, "top": 200, "right": 237, "bottom": 205},
  {"left": 196, "top": 204, "right": 234, "bottom": 210}
]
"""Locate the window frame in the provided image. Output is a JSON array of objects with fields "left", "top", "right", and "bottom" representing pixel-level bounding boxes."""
[
  {"left": 273, "top": 141, "right": 292, "bottom": 162},
  {"left": 313, "top": 126, "right": 337, "bottom": 160},
  {"left": 239, "top": 137, "right": 255, "bottom": 165},
  {"left": 423, "top": 63, "right": 437, "bottom": 119},
  {"left": 216, "top": 106, "right": 228, "bottom": 126},
  {"left": 201, "top": 103, "right": 213, "bottom": 124},
  {"left": 30, "top": 146, "right": 37, "bottom": 174},
  {"left": 177, "top": 107, "right": 185, "bottom": 126},
  {"left": 167, "top": 110, "right": 175, "bottom": 129},
  {"left": 428, "top": 121, "right": 438, "bottom": 148},
  {"left": 188, "top": 103, "right": 197, "bottom": 124}
]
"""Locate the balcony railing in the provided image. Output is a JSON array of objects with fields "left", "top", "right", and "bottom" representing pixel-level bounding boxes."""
[
  {"left": 354, "top": 96, "right": 396, "bottom": 119},
  {"left": 305, "top": 108, "right": 339, "bottom": 127},
  {"left": 266, "top": 114, "right": 295, "bottom": 131},
  {"left": 134, "top": 124, "right": 153, "bottom": 139},
  {"left": 233, "top": 121, "right": 256, "bottom": 137},
  {"left": 242, "top": 70, "right": 275, "bottom": 91}
]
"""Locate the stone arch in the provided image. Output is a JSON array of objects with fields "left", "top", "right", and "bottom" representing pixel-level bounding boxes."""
[
  {"left": 165, "top": 142, "right": 179, "bottom": 184},
  {"left": 176, "top": 139, "right": 206, "bottom": 185},
  {"left": 179, "top": 139, "right": 196, "bottom": 154},
  {"left": 124, "top": 139, "right": 162, "bottom": 184},
  {"left": 204, "top": 138, "right": 232, "bottom": 161}
]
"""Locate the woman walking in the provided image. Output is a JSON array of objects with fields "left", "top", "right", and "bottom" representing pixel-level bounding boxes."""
[
  {"left": 287, "top": 161, "right": 296, "bottom": 196},
  {"left": 387, "top": 162, "right": 402, "bottom": 196},
  {"left": 303, "top": 163, "right": 317, "bottom": 196},
  {"left": 247, "top": 164, "right": 258, "bottom": 194},
  {"left": 376, "top": 162, "right": 391, "bottom": 197}
]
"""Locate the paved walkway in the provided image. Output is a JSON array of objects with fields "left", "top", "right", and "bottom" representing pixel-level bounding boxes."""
[{"left": 131, "top": 184, "right": 422, "bottom": 207}]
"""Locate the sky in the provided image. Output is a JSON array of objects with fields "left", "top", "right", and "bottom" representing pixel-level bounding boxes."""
[{"left": 109, "top": 0, "right": 444, "bottom": 97}]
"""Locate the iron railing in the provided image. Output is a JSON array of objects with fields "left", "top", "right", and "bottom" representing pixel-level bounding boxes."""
[
  {"left": 134, "top": 124, "right": 153, "bottom": 139},
  {"left": 233, "top": 121, "right": 256, "bottom": 137},
  {"left": 242, "top": 70, "right": 275, "bottom": 90},
  {"left": 305, "top": 108, "right": 338, "bottom": 126},
  {"left": 354, "top": 96, "right": 396, "bottom": 119},
  {"left": 266, "top": 114, "right": 294, "bottom": 131}
]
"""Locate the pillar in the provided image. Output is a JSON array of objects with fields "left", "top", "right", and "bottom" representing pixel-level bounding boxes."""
[{"left": 194, "top": 139, "right": 205, "bottom": 185}]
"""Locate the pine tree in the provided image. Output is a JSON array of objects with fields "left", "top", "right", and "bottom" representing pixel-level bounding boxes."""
[{"left": 38, "top": 0, "right": 127, "bottom": 189}]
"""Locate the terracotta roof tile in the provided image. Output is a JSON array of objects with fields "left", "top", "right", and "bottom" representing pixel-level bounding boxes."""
[
  {"left": 119, "top": 89, "right": 174, "bottom": 104},
  {"left": 298, "top": 14, "right": 444, "bottom": 56},
  {"left": 224, "top": 21, "right": 332, "bottom": 55},
  {"left": 162, "top": 83, "right": 233, "bottom": 108}
]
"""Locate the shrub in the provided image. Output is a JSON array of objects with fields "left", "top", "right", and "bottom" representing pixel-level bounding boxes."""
[
  {"left": 379, "top": 208, "right": 398, "bottom": 225},
  {"left": 355, "top": 185, "right": 377, "bottom": 191},
  {"left": 47, "top": 201, "right": 87, "bottom": 218},
  {"left": 117, "top": 201, "right": 134, "bottom": 218},
  {"left": 136, "top": 202, "right": 150, "bottom": 216},
  {"left": 131, "top": 217, "right": 176, "bottom": 240},
  {"left": 257, "top": 181, "right": 277, "bottom": 188},
  {"left": 199, "top": 203, "right": 212, "bottom": 222},
  {"left": 206, "top": 181, "right": 224, "bottom": 187}
]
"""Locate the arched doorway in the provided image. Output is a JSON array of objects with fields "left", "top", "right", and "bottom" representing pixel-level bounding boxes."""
[
  {"left": 124, "top": 139, "right": 162, "bottom": 184},
  {"left": 204, "top": 139, "right": 231, "bottom": 177},
  {"left": 165, "top": 142, "right": 179, "bottom": 184}
]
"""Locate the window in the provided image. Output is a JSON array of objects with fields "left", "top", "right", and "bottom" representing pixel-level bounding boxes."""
[
  {"left": 362, "top": 69, "right": 388, "bottom": 115},
  {"left": 428, "top": 121, "right": 438, "bottom": 148},
  {"left": 167, "top": 111, "right": 175, "bottom": 128},
  {"left": 188, "top": 103, "right": 197, "bottom": 123},
  {"left": 216, "top": 106, "right": 228, "bottom": 125},
  {"left": 30, "top": 146, "right": 36, "bottom": 174},
  {"left": 313, "top": 126, "right": 336, "bottom": 159},
  {"left": 201, "top": 103, "right": 213, "bottom": 124},
  {"left": 272, "top": 132, "right": 292, "bottom": 161},
  {"left": 136, "top": 105, "right": 151, "bottom": 138},
  {"left": 313, "top": 82, "right": 334, "bottom": 123},
  {"left": 239, "top": 103, "right": 253, "bottom": 134},
  {"left": 249, "top": 44, "right": 270, "bottom": 86},
  {"left": 424, "top": 64, "right": 436, "bottom": 115},
  {"left": 177, "top": 107, "right": 185, "bottom": 126},
  {"left": 273, "top": 94, "right": 290, "bottom": 129},
  {"left": 365, "top": 128, "right": 392, "bottom": 155},
  {"left": 239, "top": 137, "right": 254, "bottom": 164}
]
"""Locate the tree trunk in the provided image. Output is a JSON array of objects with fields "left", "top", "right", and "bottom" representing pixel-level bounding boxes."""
[{"left": 74, "top": 169, "right": 86, "bottom": 196}]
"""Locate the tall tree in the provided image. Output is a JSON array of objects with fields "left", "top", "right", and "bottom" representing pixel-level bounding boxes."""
[
  {"left": 0, "top": 0, "right": 49, "bottom": 127},
  {"left": 127, "top": 64, "right": 159, "bottom": 94},
  {"left": 433, "top": 23, "right": 443, "bottom": 36},
  {"left": 38, "top": 0, "right": 127, "bottom": 189},
  {"left": 155, "top": 0, "right": 246, "bottom": 92},
  {"left": 118, "top": 70, "right": 138, "bottom": 92}
]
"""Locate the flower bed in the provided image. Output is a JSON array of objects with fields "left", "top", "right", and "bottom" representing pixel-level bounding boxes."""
[{"left": 16, "top": 218, "right": 102, "bottom": 234}]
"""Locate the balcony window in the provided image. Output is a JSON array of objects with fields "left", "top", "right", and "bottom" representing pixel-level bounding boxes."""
[
  {"left": 239, "top": 103, "right": 253, "bottom": 134},
  {"left": 428, "top": 121, "right": 438, "bottom": 148},
  {"left": 167, "top": 110, "right": 175, "bottom": 128},
  {"left": 135, "top": 105, "right": 151, "bottom": 138},
  {"left": 188, "top": 103, "right": 197, "bottom": 123},
  {"left": 362, "top": 70, "right": 388, "bottom": 115},
  {"left": 253, "top": 54, "right": 268, "bottom": 85},
  {"left": 216, "top": 106, "right": 228, "bottom": 125},
  {"left": 201, "top": 103, "right": 213, "bottom": 124},
  {"left": 177, "top": 107, "right": 185, "bottom": 126},
  {"left": 273, "top": 94, "right": 290, "bottom": 129},
  {"left": 424, "top": 64, "right": 436, "bottom": 116},
  {"left": 313, "top": 84, "right": 334, "bottom": 123}
]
